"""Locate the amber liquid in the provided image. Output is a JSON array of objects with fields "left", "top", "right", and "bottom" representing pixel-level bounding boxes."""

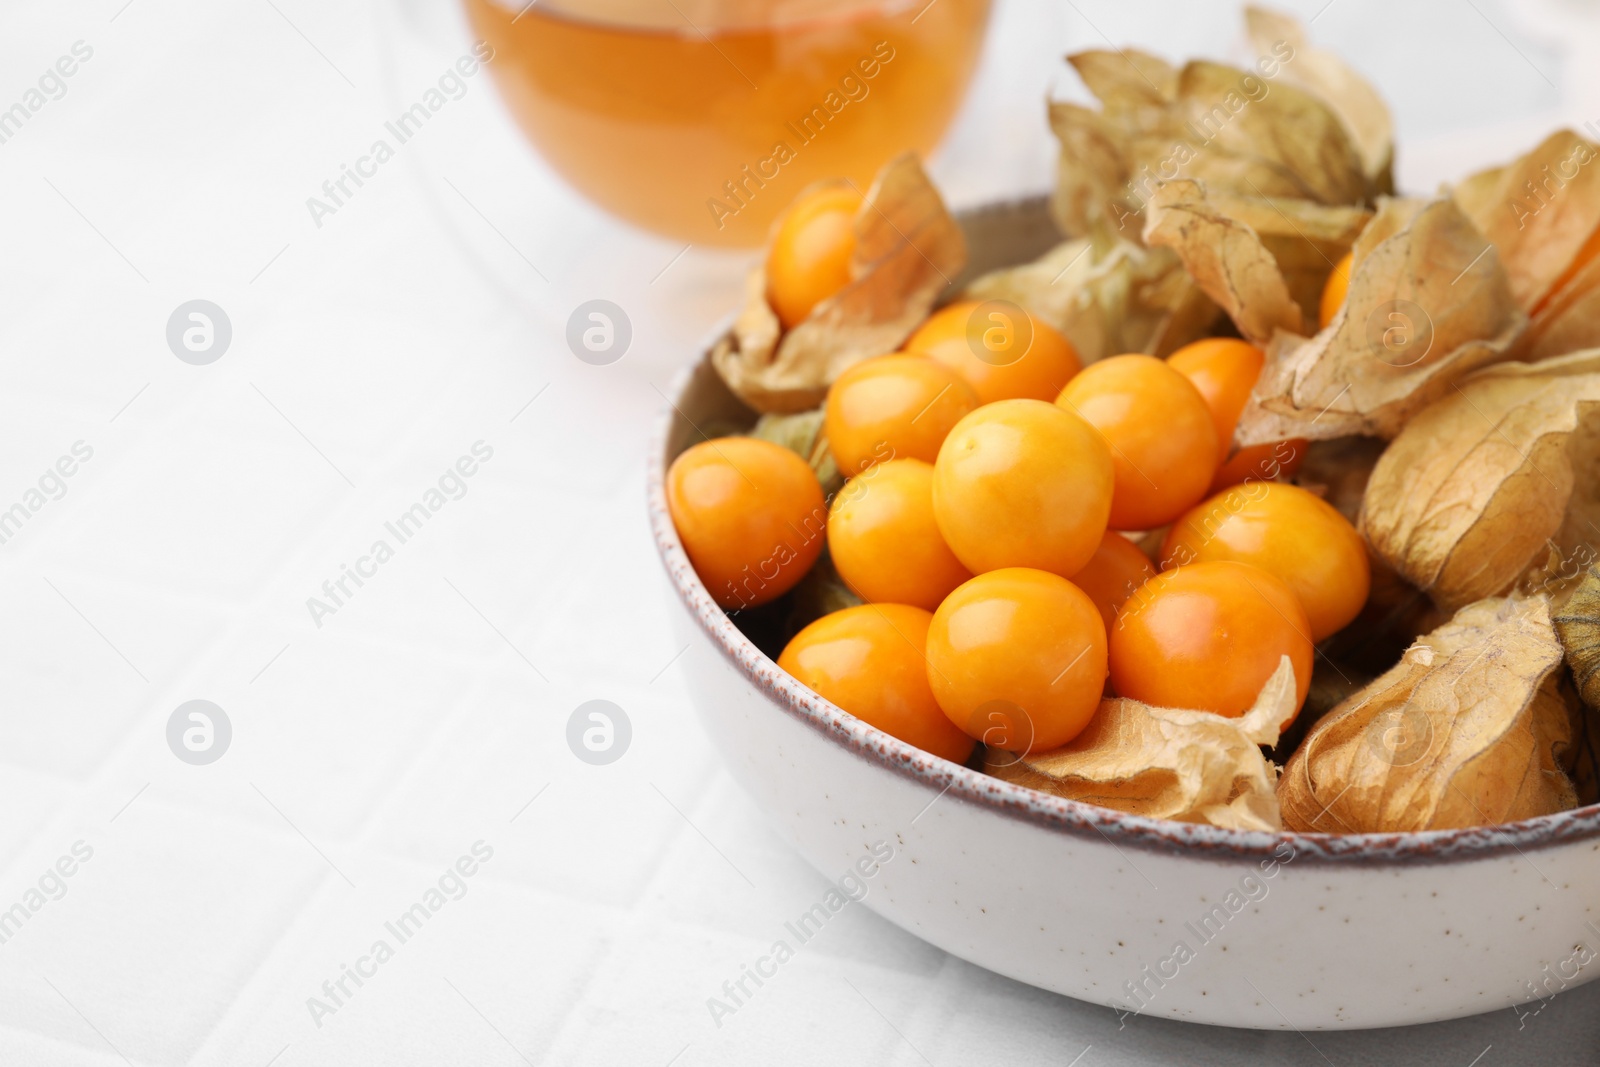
[{"left": 463, "top": 0, "right": 992, "bottom": 245}]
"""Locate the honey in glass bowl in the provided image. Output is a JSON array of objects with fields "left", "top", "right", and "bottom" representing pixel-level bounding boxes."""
[{"left": 462, "top": 0, "right": 992, "bottom": 246}]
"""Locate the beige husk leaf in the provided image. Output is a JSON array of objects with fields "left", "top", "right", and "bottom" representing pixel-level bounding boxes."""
[
  {"left": 1360, "top": 348, "right": 1600, "bottom": 613},
  {"left": 1243, "top": 6, "right": 1395, "bottom": 194},
  {"left": 985, "top": 657, "right": 1296, "bottom": 832},
  {"left": 1453, "top": 130, "right": 1600, "bottom": 361},
  {"left": 1292, "top": 435, "right": 1387, "bottom": 523},
  {"left": 1279, "top": 596, "right": 1580, "bottom": 833},
  {"left": 748, "top": 408, "right": 842, "bottom": 496},
  {"left": 960, "top": 236, "right": 1221, "bottom": 363},
  {"left": 1050, "top": 11, "right": 1371, "bottom": 245},
  {"left": 1205, "top": 187, "right": 1374, "bottom": 321},
  {"left": 1453, "top": 129, "right": 1600, "bottom": 313},
  {"left": 1522, "top": 254, "right": 1600, "bottom": 362},
  {"left": 1231, "top": 196, "right": 1524, "bottom": 446},
  {"left": 1142, "top": 180, "right": 1372, "bottom": 342},
  {"left": 1555, "top": 564, "right": 1600, "bottom": 709},
  {"left": 710, "top": 154, "right": 967, "bottom": 413}
]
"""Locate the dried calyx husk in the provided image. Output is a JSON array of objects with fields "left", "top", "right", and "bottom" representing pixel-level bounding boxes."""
[
  {"left": 1025, "top": 2, "right": 1416, "bottom": 410},
  {"left": 1552, "top": 567, "right": 1600, "bottom": 803},
  {"left": 1280, "top": 596, "right": 1585, "bottom": 833},
  {"left": 1047, "top": 3, "right": 1394, "bottom": 389},
  {"left": 1242, "top": 6, "right": 1394, "bottom": 196},
  {"left": 960, "top": 236, "right": 1219, "bottom": 364},
  {"left": 1157, "top": 192, "right": 1525, "bottom": 448},
  {"left": 749, "top": 407, "right": 842, "bottom": 496},
  {"left": 710, "top": 153, "right": 967, "bottom": 413},
  {"left": 1554, "top": 564, "right": 1600, "bottom": 710},
  {"left": 1291, "top": 435, "right": 1387, "bottom": 523},
  {"left": 1361, "top": 348, "right": 1600, "bottom": 613},
  {"left": 1142, "top": 179, "right": 1371, "bottom": 342},
  {"left": 1049, "top": 6, "right": 1385, "bottom": 247},
  {"left": 1453, "top": 129, "right": 1600, "bottom": 360},
  {"left": 985, "top": 657, "right": 1297, "bottom": 832},
  {"left": 1287, "top": 662, "right": 1371, "bottom": 741}
]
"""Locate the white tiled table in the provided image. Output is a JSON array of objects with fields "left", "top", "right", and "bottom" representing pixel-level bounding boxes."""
[{"left": 3, "top": 0, "right": 1599, "bottom": 1063}]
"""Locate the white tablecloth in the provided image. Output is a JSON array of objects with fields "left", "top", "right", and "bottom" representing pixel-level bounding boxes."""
[{"left": 3, "top": 0, "right": 1599, "bottom": 1063}]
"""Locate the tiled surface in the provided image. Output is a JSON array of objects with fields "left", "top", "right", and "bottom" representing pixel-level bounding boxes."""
[{"left": 5, "top": 0, "right": 1600, "bottom": 1063}]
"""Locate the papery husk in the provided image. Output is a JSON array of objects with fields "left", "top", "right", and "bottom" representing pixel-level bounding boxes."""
[
  {"left": 1553, "top": 565, "right": 1600, "bottom": 709},
  {"left": 985, "top": 657, "right": 1296, "bottom": 832},
  {"left": 1233, "top": 196, "right": 1524, "bottom": 446},
  {"left": 1143, "top": 180, "right": 1305, "bottom": 341},
  {"left": 1522, "top": 255, "right": 1600, "bottom": 362},
  {"left": 749, "top": 407, "right": 842, "bottom": 497},
  {"left": 960, "top": 236, "right": 1220, "bottom": 363},
  {"left": 1291, "top": 435, "right": 1387, "bottom": 523},
  {"left": 1551, "top": 569, "right": 1600, "bottom": 803},
  {"left": 1515, "top": 540, "right": 1600, "bottom": 607},
  {"left": 1142, "top": 180, "right": 1371, "bottom": 343},
  {"left": 1272, "top": 659, "right": 1373, "bottom": 769},
  {"left": 1453, "top": 130, "right": 1600, "bottom": 313},
  {"left": 1360, "top": 348, "right": 1600, "bottom": 613},
  {"left": 1279, "top": 596, "right": 1581, "bottom": 833},
  {"left": 1050, "top": 31, "right": 1371, "bottom": 245},
  {"left": 1164, "top": 62, "right": 1365, "bottom": 207},
  {"left": 1299, "top": 663, "right": 1372, "bottom": 728},
  {"left": 1243, "top": 6, "right": 1395, "bottom": 195},
  {"left": 710, "top": 154, "right": 967, "bottom": 413},
  {"left": 1209, "top": 188, "right": 1374, "bottom": 323},
  {"left": 1452, "top": 130, "right": 1600, "bottom": 361}
]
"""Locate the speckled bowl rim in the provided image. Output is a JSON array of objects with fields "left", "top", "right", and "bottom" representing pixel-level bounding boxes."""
[{"left": 647, "top": 292, "right": 1600, "bottom": 871}]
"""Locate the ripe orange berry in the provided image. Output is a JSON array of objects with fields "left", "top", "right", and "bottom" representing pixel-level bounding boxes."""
[
  {"left": 765, "top": 184, "right": 863, "bottom": 330},
  {"left": 666, "top": 436, "right": 825, "bottom": 609},
  {"left": 1319, "top": 251, "right": 1353, "bottom": 330},
  {"left": 824, "top": 354, "right": 979, "bottom": 476},
  {"left": 1056, "top": 353, "right": 1218, "bottom": 531},
  {"left": 932, "top": 399, "right": 1113, "bottom": 578},
  {"left": 1161, "top": 482, "right": 1371, "bottom": 641},
  {"left": 926, "top": 568, "right": 1108, "bottom": 752},
  {"left": 1166, "top": 338, "right": 1307, "bottom": 491},
  {"left": 1109, "top": 560, "right": 1312, "bottom": 724},
  {"left": 1167, "top": 338, "right": 1262, "bottom": 439},
  {"left": 904, "top": 299, "right": 1082, "bottom": 404},
  {"left": 780, "top": 603, "right": 974, "bottom": 764},
  {"left": 1068, "top": 530, "right": 1157, "bottom": 635},
  {"left": 828, "top": 459, "right": 972, "bottom": 612},
  {"left": 1211, "top": 440, "right": 1307, "bottom": 491}
]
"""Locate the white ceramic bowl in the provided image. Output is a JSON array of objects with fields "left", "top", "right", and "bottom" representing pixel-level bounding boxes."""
[{"left": 648, "top": 197, "right": 1600, "bottom": 1030}]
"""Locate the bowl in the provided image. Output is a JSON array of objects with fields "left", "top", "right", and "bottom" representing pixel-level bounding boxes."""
[{"left": 647, "top": 196, "right": 1600, "bottom": 1030}]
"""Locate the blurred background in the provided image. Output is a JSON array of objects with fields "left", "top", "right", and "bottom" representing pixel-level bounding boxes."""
[{"left": 1, "top": 0, "right": 1599, "bottom": 1063}]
